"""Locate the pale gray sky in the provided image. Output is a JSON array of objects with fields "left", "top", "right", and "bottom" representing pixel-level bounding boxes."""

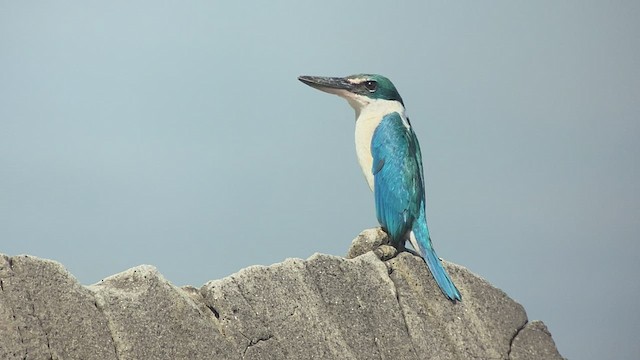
[{"left": 1, "top": 2, "right": 638, "bottom": 359}]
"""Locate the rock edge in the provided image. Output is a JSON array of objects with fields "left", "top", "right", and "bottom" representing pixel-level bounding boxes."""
[{"left": 0, "top": 229, "right": 564, "bottom": 359}]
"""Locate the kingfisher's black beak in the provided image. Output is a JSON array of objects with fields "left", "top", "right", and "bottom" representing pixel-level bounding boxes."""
[{"left": 298, "top": 75, "right": 355, "bottom": 94}]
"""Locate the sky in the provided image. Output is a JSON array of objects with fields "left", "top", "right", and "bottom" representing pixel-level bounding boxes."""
[{"left": 1, "top": 1, "right": 638, "bottom": 359}]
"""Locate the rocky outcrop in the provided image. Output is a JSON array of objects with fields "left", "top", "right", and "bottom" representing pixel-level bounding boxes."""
[{"left": 0, "top": 228, "right": 564, "bottom": 359}]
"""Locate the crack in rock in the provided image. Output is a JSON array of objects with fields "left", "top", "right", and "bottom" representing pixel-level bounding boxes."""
[
  {"left": 206, "top": 304, "right": 220, "bottom": 319},
  {"left": 507, "top": 320, "right": 528, "bottom": 359},
  {"left": 242, "top": 334, "right": 274, "bottom": 358},
  {"left": 16, "top": 312, "right": 26, "bottom": 360},
  {"left": 91, "top": 294, "right": 122, "bottom": 360},
  {"left": 32, "top": 302, "right": 52, "bottom": 356},
  {"left": 384, "top": 261, "right": 420, "bottom": 360}
]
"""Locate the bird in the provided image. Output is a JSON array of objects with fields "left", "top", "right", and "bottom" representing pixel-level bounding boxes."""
[{"left": 298, "top": 74, "right": 461, "bottom": 301}]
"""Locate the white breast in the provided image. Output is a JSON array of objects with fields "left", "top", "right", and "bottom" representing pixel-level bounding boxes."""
[{"left": 353, "top": 99, "right": 407, "bottom": 192}]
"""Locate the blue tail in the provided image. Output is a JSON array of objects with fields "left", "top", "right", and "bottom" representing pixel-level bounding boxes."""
[{"left": 412, "top": 215, "right": 461, "bottom": 302}]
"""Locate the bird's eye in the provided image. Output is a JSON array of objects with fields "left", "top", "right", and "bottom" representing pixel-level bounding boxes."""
[{"left": 364, "top": 80, "right": 377, "bottom": 92}]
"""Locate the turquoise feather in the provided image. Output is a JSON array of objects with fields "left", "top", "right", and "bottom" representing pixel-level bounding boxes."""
[{"left": 372, "top": 112, "right": 461, "bottom": 301}]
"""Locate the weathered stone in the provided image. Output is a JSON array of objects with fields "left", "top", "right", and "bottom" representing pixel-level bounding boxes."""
[
  {"left": 387, "top": 253, "right": 527, "bottom": 359},
  {"left": 89, "top": 265, "right": 241, "bottom": 360},
  {"left": 0, "top": 254, "right": 117, "bottom": 360},
  {"left": 346, "top": 227, "right": 389, "bottom": 259},
  {"left": 201, "top": 252, "right": 416, "bottom": 359},
  {"left": 510, "top": 320, "right": 565, "bottom": 360},
  {"left": 0, "top": 228, "right": 564, "bottom": 359}
]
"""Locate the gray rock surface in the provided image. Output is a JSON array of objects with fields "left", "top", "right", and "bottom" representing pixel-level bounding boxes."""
[
  {"left": 0, "top": 229, "right": 564, "bottom": 359},
  {"left": 510, "top": 320, "right": 565, "bottom": 360},
  {"left": 0, "top": 254, "right": 117, "bottom": 360}
]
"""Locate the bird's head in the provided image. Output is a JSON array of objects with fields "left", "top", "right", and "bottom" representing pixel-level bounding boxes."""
[{"left": 298, "top": 74, "right": 404, "bottom": 117}]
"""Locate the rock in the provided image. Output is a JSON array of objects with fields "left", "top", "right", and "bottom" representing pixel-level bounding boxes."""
[
  {"left": 0, "top": 254, "right": 117, "bottom": 360},
  {"left": 89, "top": 265, "right": 241, "bottom": 359},
  {"left": 510, "top": 320, "right": 565, "bottom": 360},
  {"left": 201, "top": 252, "right": 416, "bottom": 359},
  {"left": 346, "top": 227, "right": 389, "bottom": 259},
  {"left": 0, "top": 229, "right": 564, "bottom": 359}
]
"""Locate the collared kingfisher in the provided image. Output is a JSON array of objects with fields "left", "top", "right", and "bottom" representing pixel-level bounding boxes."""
[{"left": 298, "top": 74, "right": 461, "bottom": 301}]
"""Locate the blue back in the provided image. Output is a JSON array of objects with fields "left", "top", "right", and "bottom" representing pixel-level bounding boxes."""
[{"left": 371, "top": 112, "right": 425, "bottom": 246}]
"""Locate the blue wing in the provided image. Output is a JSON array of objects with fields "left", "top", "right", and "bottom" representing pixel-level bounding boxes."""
[
  {"left": 371, "top": 112, "right": 424, "bottom": 246},
  {"left": 372, "top": 113, "right": 462, "bottom": 301}
]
